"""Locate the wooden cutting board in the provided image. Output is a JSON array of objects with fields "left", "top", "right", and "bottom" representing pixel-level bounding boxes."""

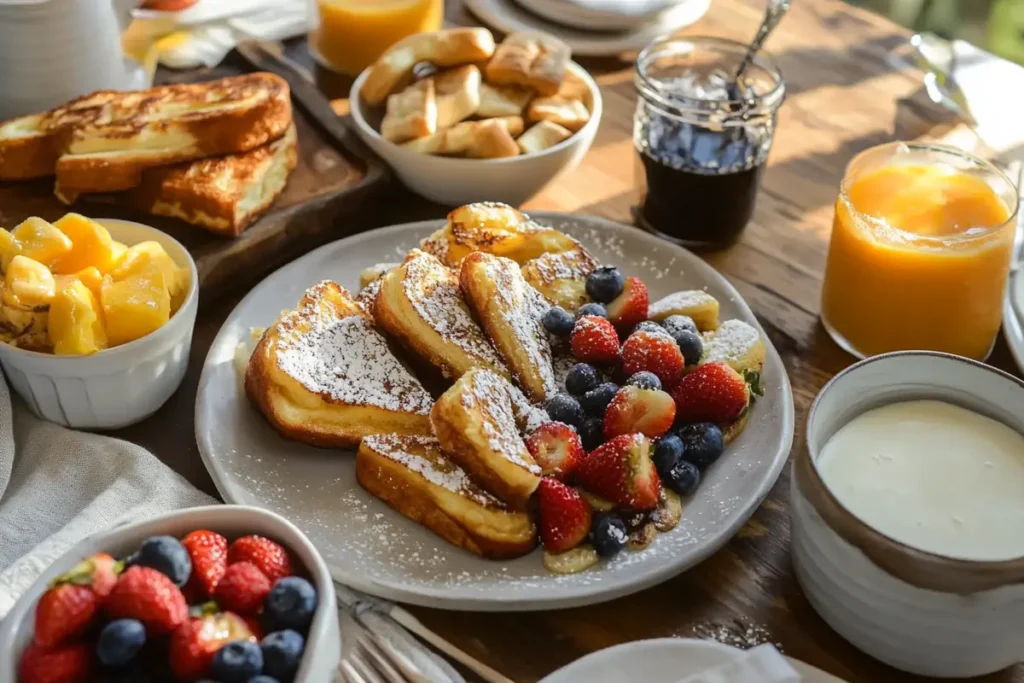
[{"left": 0, "top": 42, "right": 390, "bottom": 297}]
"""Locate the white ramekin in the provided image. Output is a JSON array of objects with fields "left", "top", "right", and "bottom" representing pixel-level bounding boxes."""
[
  {"left": 791, "top": 351, "right": 1024, "bottom": 678},
  {"left": 0, "top": 505, "right": 340, "bottom": 683},
  {"left": 0, "top": 218, "right": 198, "bottom": 429},
  {"left": 349, "top": 61, "right": 602, "bottom": 207}
]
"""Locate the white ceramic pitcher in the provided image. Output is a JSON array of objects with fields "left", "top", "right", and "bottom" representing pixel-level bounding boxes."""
[{"left": 0, "top": 0, "right": 145, "bottom": 120}]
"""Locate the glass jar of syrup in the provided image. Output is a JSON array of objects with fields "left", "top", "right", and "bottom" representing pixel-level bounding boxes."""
[{"left": 633, "top": 37, "right": 785, "bottom": 250}]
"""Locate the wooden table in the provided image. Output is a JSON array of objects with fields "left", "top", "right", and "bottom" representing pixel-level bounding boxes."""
[{"left": 116, "top": 1, "right": 1024, "bottom": 681}]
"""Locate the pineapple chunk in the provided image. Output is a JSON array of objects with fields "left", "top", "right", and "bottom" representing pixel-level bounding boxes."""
[
  {"left": 101, "top": 262, "right": 170, "bottom": 346},
  {"left": 52, "top": 214, "right": 117, "bottom": 275},
  {"left": 5, "top": 255, "right": 56, "bottom": 308},
  {"left": 111, "top": 241, "right": 189, "bottom": 311},
  {"left": 49, "top": 280, "right": 107, "bottom": 355},
  {"left": 61, "top": 266, "right": 104, "bottom": 302},
  {"left": 0, "top": 228, "right": 18, "bottom": 272},
  {"left": 110, "top": 241, "right": 128, "bottom": 266},
  {"left": 12, "top": 217, "right": 73, "bottom": 269}
]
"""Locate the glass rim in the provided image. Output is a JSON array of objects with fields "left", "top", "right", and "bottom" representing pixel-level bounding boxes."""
[
  {"left": 838, "top": 141, "right": 1020, "bottom": 245},
  {"left": 635, "top": 35, "right": 786, "bottom": 111}
]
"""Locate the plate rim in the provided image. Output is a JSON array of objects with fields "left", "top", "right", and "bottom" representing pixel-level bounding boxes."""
[
  {"left": 1003, "top": 269, "right": 1024, "bottom": 373},
  {"left": 195, "top": 212, "right": 796, "bottom": 611}
]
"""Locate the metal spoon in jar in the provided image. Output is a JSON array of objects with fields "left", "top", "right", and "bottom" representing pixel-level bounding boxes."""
[{"left": 730, "top": 0, "right": 791, "bottom": 99}]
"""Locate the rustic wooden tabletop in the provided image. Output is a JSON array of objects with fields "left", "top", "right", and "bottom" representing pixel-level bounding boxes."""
[{"left": 114, "top": 0, "right": 1024, "bottom": 681}]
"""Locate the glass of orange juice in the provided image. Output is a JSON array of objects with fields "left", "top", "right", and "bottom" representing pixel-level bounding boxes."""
[
  {"left": 309, "top": 0, "right": 444, "bottom": 77},
  {"left": 820, "top": 142, "right": 1019, "bottom": 361}
]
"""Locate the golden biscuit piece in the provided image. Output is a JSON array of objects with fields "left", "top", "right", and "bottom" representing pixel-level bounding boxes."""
[
  {"left": 526, "top": 96, "right": 590, "bottom": 132},
  {"left": 477, "top": 82, "right": 534, "bottom": 118},
  {"left": 245, "top": 281, "right": 433, "bottom": 448},
  {"left": 362, "top": 28, "right": 496, "bottom": 106},
  {"left": 354, "top": 279, "right": 381, "bottom": 317},
  {"left": 647, "top": 290, "right": 721, "bottom": 331},
  {"left": 359, "top": 262, "right": 399, "bottom": 289},
  {"left": 432, "top": 65, "right": 482, "bottom": 129},
  {"left": 402, "top": 116, "right": 523, "bottom": 156},
  {"left": 460, "top": 252, "right": 556, "bottom": 402},
  {"left": 431, "top": 368, "right": 542, "bottom": 509},
  {"left": 556, "top": 70, "right": 590, "bottom": 100},
  {"left": 356, "top": 434, "right": 537, "bottom": 559},
  {"left": 381, "top": 79, "right": 437, "bottom": 143},
  {"left": 466, "top": 118, "right": 521, "bottom": 159},
  {"left": 520, "top": 240, "right": 597, "bottom": 311},
  {"left": 374, "top": 249, "right": 508, "bottom": 380},
  {"left": 485, "top": 31, "right": 570, "bottom": 96},
  {"left": 516, "top": 121, "right": 572, "bottom": 155}
]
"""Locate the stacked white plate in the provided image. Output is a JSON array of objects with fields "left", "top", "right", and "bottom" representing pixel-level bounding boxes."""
[{"left": 464, "top": 0, "right": 711, "bottom": 57}]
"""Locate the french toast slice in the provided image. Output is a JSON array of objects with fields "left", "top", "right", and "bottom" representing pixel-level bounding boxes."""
[
  {"left": 356, "top": 434, "right": 537, "bottom": 559},
  {"left": 430, "top": 368, "right": 542, "bottom": 509},
  {"left": 460, "top": 252, "right": 556, "bottom": 402},
  {"left": 80, "top": 123, "right": 298, "bottom": 236},
  {"left": 647, "top": 290, "right": 721, "bottom": 332},
  {"left": 519, "top": 240, "right": 597, "bottom": 311},
  {"left": 245, "top": 281, "right": 433, "bottom": 448},
  {"left": 359, "top": 262, "right": 399, "bottom": 289},
  {"left": 374, "top": 249, "right": 508, "bottom": 381}
]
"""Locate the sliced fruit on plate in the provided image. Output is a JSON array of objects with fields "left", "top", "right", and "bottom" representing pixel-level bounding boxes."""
[
  {"left": 526, "top": 422, "right": 585, "bottom": 480},
  {"left": 605, "top": 275, "right": 648, "bottom": 329},
  {"left": 621, "top": 329, "right": 684, "bottom": 388},
  {"left": 575, "top": 433, "right": 660, "bottom": 510},
  {"left": 603, "top": 385, "right": 676, "bottom": 440},
  {"left": 537, "top": 478, "right": 592, "bottom": 553},
  {"left": 672, "top": 361, "right": 750, "bottom": 424}
]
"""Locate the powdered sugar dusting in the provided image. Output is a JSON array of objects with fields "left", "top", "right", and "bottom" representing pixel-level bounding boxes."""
[
  {"left": 702, "top": 319, "right": 762, "bottom": 366},
  {"left": 522, "top": 245, "right": 597, "bottom": 286},
  {"left": 274, "top": 282, "right": 432, "bottom": 414},
  {"left": 507, "top": 380, "right": 550, "bottom": 435},
  {"left": 693, "top": 620, "right": 777, "bottom": 650},
  {"left": 354, "top": 279, "right": 381, "bottom": 315},
  {"left": 458, "top": 370, "right": 541, "bottom": 473},
  {"left": 649, "top": 290, "right": 718, "bottom": 319}
]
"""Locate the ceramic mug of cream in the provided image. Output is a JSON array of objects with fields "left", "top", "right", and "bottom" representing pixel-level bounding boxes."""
[{"left": 790, "top": 351, "right": 1024, "bottom": 678}]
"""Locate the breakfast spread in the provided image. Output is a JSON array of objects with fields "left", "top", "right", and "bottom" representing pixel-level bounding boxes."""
[
  {"left": 244, "top": 202, "right": 767, "bottom": 574},
  {"left": 0, "top": 213, "right": 189, "bottom": 355},
  {"left": 16, "top": 531, "right": 318, "bottom": 683},
  {"left": 362, "top": 28, "right": 591, "bottom": 158},
  {"left": 0, "top": 73, "right": 298, "bottom": 236},
  {"left": 817, "top": 399, "right": 1024, "bottom": 562}
]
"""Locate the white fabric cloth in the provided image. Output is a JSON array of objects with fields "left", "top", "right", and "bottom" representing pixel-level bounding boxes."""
[
  {"left": 555, "top": 0, "right": 684, "bottom": 17},
  {"left": 0, "top": 378, "right": 214, "bottom": 618}
]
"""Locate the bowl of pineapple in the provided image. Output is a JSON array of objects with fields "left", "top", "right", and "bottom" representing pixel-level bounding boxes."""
[{"left": 0, "top": 214, "right": 198, "bottom": 429}]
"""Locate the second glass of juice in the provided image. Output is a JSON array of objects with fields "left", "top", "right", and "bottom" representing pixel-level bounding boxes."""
[{"left": 820, "top": 142, "right": 1019, "bottom": 361}]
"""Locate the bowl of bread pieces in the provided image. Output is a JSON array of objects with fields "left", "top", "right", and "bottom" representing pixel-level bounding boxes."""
[{"left": 349, "top": 28, "right": 602, "bottom": 206}]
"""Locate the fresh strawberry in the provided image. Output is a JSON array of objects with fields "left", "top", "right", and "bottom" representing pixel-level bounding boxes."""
[
  {"left": 214, "top": 562, "right": 271, "bottom": 616},
  {"left": 169, "top": 611, "right": 256, "bottom": 680},
  {"left": 84, "top": 553, "right": 121, "bottom": 598},
  {"left": 34, "top": 584, "right": 99, "bottom": 648},
  {"left": 606, "top": 276, "right": 648, "bottom": 330},
  {"left": 621, "top": 330, "right": 685, "bottom": 388},
  {"left": 575, "top": 434, "right": 661, "bottom": 510},
  {"left": 570, "top": 315, "right": 620, "bottom": 365},
  {"left": 526, "top": 422, "right": 585, "bottom": 480},
  {"left": 603, "top": 386, "right": 676, "bottom": 440},
  {"left": 104, "top": 566, "right": 188, "bottom": 635},
  {"left": 671, "top": 362, "right": 750, "bottom": 424},
  {"left": 182, "top": 529, "right": 228, "bottom": 599},
  {"left": 18, "top": 641, "right": 93, "bottom": 683},
  {"left": 536, "top": 478, "right": 592, "bottom": 553},
  {"left": 227, "top": 535, "right": 293, "bottom": 583}
]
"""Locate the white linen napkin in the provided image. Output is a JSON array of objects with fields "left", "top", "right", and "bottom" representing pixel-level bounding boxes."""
[
  {"left": 0, "top": 378, "right": 214, "bottom": 618},
  {"left": 555, "top": 0, "right": 686, "bottom": 18}
]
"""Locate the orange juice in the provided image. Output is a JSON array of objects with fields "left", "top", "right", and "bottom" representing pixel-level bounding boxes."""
[
  {"left": 310, "top": 0, "right": 444, "bottom": 76},
  {"left": 820, "top": 143, "right": 1018, "bottom": 360}
]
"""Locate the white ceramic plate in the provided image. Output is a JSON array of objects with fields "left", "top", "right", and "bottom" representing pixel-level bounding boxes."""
[
  {"left": 539, "top": 638, "right": 850, "bottom": 682},
  {"left": 1004, "top": 269, "right": 1024, "bottom": 373},
  {"left": 465, "top": 0, "right": 711, "bottom": 57},
  {"left": 195, "top": 213, "right": 795, "bottom": 611},
  {"left": 514, "top": 0, "right": 687, "bottom": 32}
]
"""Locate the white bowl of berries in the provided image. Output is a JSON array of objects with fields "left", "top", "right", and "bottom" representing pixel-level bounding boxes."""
[{"left": 0, "top": 505, "right": 339, "bottom": 683}]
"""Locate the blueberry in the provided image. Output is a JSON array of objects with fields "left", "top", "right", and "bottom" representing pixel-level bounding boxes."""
[
  {"left": 664, "top": 460, "right": 701, "bottom": 495},
  {"left": 674, "top": 329, "right": 703, "bottom": 366},
  {"left": 96, "top": 619, "right": 146, "bottom": 667},
  {"left": 131, "top": 535, "right": 191, "bottom": 587},
  {"left": 575, "top": 302, "right": 608, "bottom": 319},
  {"left": 542, "top": 306, "right": 575, "bottom": 336},
  {"left": 579, "top": 382, "right": 619, "bottom": 417},
  {"left": 586, "top": 266, "right": 626, "bottom": 303},
  {"left": 264, "top": 577, "right": 317, "bottom": 634},
  {"left": 589, "top": 514, "right": 628, "bottom": 557},
  {"left": 248, "top": 677, "right": 282, "bottom": 683},
  {"left": 544, "top": 393, "right": 585, "bottom": 428},
  {"left": 578, "top": 417, "right": 605, "bottom": 451},
  {"left": 652, "top": 434, "right": 683, "bottom": 477},
  {"left": 261, "top": 630, "right": 304, "bottom": 683},
  {"left": 211, "top": 641, "right": 263, "bottom": 683},
  {"left": 565, "top": 363, "right": 600, "bottom": 395},
  {"left": 663, "top": 315, "right": 698, "bottom": 336},
  {"left": 677, "top": 422, "right": 725, "bottom": 469},
  {"left": 625, "top": 371, "right": 661, "bottom": 391},
  {"left": 632, "top": 321, "right": 664, "bottom": 336}
]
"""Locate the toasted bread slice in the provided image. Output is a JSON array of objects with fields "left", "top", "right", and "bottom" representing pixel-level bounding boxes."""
[
  {"left": 48, "top": 73, "right": 293, "bottom": 198},
  {"left": 485, "top": 32, "right": 570, "bottom": 96},
  {"left": 402, "top": 116, "right": 523, "bottom": 157},
  {"left": 460, "top": 252, "right": 556, "bottom": 402},
  {"left": 519, "top": 239, "right": 597, "bottom": 310},
  {"left": 374, "top": 249, "right": 508, "bottom": 380},
  {"left": 516, "top": 121, "right": 572, "bottom": 155},
  {"left": 356, "top": 434, "right": 537, "bottom": 559},
  {"left": 648, "top": 290, "right": 721, "bottom": 332},
  {"left": 477, "top": 82, "right": 534, "bottom": 118},
  {"left": 362, "top": 28, "right": 496, "bottom": 106},
  {"left": 354, "top": 279, "right": 382, "bottom": 317},
  {"left": 381, "top": 79, "right": 437, "bottom": 143},
  {"left": 245, "top": 281, "right": 433, "bottom": 448},
  {"left": 432, "top": 65, "right": 482, "bottom": 129},
  {"left": 82, "top": 123, "right": 298, "bottom": 236},
  {"left": 359, "top": 262, "right": 399, "bottom": 289},
  {"left": 431, "top": 369, "right": 542, "bottom": 509},
  {"left": 0, "top": 113, "right": 63, "bottom": 181}
]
